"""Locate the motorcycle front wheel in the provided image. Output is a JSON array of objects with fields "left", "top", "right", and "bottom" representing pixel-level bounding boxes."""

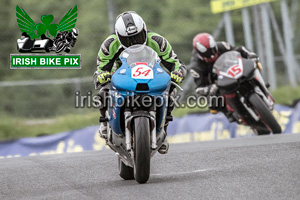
[
  {"left": 55, "top": 42, "right": 66, "bottom": 53},
  {"left": 133, "top": 116, "right": 151, "bottom": 184},
  {"left": 249, "top": 93, "right": 282, "bottom": 134}
]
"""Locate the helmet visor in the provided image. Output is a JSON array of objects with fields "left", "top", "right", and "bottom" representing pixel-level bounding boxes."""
[
  {"left": 118, "top": 30, "right": 146, "bottom": 48},
  {"left": 199, "top": 46, "right": 217, "bottom": 58}
]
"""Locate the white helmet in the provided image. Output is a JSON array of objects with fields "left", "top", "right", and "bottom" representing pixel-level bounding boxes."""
[
  {"left": 72, "top": 28, "right": 79, "bottom": 38},
  {"left": 115, "top": 11, "right": 147, "bottom": 48}
]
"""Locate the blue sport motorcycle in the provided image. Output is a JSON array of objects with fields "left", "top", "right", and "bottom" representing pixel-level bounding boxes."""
[{"left": 100, "top": 45, "right": 178, "bottom": 183}]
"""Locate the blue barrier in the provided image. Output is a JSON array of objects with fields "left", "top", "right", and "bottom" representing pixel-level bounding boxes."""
[{"left": 1, "top": 103, "right": 300, "bottom": 158}]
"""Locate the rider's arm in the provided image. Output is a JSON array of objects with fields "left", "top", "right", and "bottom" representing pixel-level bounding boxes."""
[
  {"left": 96, "top": 34, "right": 122, "bottom": 73},
  {"left": 147, "top": 32, "right": 186, "bottom": 77},
  {"left": 217, "top": 41, "right": 257, "bottom": 59},
  {"left": 189, "top": 51, "right": 216, "bottom": 96},
  {"left": 234, "top": 46, "right": 257, "bottom": 59},
  {"left": 216, "top": 41, "right": 234, "bottom": 54},
  {"left": 189, "top": 50, "right": 210, "bottom": 88},
  {"left": 190, "top": 67, "right": 210, "bottom": 88}
]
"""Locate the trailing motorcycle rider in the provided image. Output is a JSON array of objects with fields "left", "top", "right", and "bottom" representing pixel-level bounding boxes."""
[
  {"left": 53, "top": 28, "right": 79, "bottom": 53},
  {"left": 189, "top": 33, "right": 259, "bottom": 121},
  {"left": 93, "top": 11, "right": 187, "bottom": 154}
]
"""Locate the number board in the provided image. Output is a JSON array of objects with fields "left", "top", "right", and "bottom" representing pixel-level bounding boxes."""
[
  {"left": 219, "top": 57, "right": 244, "bottom": 79},
  {"left": 131, "top": 62, "right": 154, "bottom": 79}
]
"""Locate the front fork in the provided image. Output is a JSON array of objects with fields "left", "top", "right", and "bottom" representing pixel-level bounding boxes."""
[
  {"left": 124, "top": 110, "right": 157, "bottom": 151},
  {"left": 149, "top": 111, "right": 157, "bottom": 150},
  {"left": 124, "top": 111, "right": 132, "bottom": 151},
  {"left": 253, "top": 69, "right": 274, "bottom": 110},
  {"left": 238, "top": 69, "right": 275, "bottom": 122}
]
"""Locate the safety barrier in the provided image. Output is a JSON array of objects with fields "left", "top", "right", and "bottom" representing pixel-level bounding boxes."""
[{"left": 1, "top": 103, "right": 299, "bottom": 158}]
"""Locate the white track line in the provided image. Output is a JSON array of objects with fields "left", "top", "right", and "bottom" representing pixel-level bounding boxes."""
[{"left": 152, "top": 168, "right": 214, "bottom": 176}]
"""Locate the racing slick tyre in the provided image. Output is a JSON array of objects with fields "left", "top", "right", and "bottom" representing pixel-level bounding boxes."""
[
  {"left": 133, "top": 116, "right": 151, "bottom": 184},
  {"left": 255, "top": 128, "right": 271, "bottom": 135},
  {"left": 55, "top": 42, "right": 66, "bottom": 53},
  {"left": 249, "top": 93, "right": 282, "bottom": 134},
  {"left": 118, "top": 158, "right": 134, "bottom": 180}
]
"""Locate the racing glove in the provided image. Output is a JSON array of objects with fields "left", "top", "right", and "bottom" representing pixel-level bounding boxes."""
[
  {"left": 170, "top": 71, "right": 183, "bottom": 84},
  {"left": 93, "top": 71, "right": 111, "bottom": 89},
  {"left": 196, "top": 84, "right": 218, "bottom": 96},
  {"left": 247, "top": 53, "right": 259, "bottom": 63}
]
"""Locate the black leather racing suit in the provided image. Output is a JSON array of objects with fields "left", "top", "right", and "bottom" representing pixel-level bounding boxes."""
[{"left": 189, "top": 41, "right": 257, "bottom": 111}]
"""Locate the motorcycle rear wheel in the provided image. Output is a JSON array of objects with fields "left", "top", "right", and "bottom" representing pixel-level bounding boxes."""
[
  {"left": 255, "top": 128, "right": 271, "bottom": 135},
  {"left": 249, "top": 93, "right": 282, "bottom": 134},
  {"left": 133, "top": 116, "right": 151, "bottom": 184}
]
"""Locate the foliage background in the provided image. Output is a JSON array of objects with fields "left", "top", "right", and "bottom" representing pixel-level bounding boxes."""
[{"left": 0, "top": 0, "right": 226, "bottom": 117}]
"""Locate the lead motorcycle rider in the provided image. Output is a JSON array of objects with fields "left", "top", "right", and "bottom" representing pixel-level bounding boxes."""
[
  {"left": 190, "top": 33, "right": 259, "bottom": 120},
  {"left": 93, "top": 11, "right": 187, "bottom": 154}
]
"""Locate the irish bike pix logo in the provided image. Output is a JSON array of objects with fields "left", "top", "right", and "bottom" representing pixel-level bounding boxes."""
[{"left": 10, "top": 5, "right": 81, "bottom": 69}]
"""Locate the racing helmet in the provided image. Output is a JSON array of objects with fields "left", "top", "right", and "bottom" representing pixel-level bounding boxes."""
[
  {"left": 115, "top": 11, "right": 147, "bottom": 48},
  {"left": 193, "top": 33, "right": 218, "bottom": 63},
  {"left": 72, "top": 28, "right": 79, "bottom": 38}
]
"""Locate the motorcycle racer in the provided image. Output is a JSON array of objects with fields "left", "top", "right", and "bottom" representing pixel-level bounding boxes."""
[
  {"left": 93, "top": 11, "right": 187, "bottom": 154},
  {"left": 53, "top": 28, "right": 79, "bottom": 53},
  {"left": 190, "top": 33, "right": 258, "bottom": 120}
]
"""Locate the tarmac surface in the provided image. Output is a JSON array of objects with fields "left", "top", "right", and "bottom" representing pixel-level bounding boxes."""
[{"left": 1, "top": 133, "right": 300, "bottom": 200}]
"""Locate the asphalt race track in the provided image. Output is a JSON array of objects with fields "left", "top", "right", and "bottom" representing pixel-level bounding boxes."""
[{"left": 1, "top": 134, "right": 300, "bottom": 200}]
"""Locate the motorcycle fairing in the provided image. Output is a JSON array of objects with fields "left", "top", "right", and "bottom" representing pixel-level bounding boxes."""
[{"left": 109, "top": 45, "right": 171, "bottom": 136}]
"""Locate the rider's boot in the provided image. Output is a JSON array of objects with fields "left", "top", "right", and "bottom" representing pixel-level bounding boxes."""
[
  {"left": 158, "top": 122, "right": 170, "bottom": 154},
  {"left": 65, "top": 47, "right": 70, "bottom": 53},
  {"left": 158, "top": 87, "right": 176, "bottom": 154},
  {"left": 98, "top": 122, "right": 107, "bottom": 139},
  {"left": 209, "top": 108, "right": 219, "bottom": 114},
  {"left": 98, "top": 99, "right": 108, "bottom": 139},
  {"left": 225, "top": 111, "right": 236, "bottom": 123}
]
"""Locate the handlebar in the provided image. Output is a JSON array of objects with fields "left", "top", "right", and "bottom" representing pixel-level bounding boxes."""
[{"left": 171, "top": 81, "right": 183, "bottom": 91}]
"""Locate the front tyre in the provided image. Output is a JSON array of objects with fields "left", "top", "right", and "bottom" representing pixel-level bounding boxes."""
[
  {"left": 249, "top": 93, "right": 282, "bottom": 134},
  {"left": 133, "top": 116, "right": 151, "bottom": 184},
  {"left": 118, "top": 158, "right": 134, "bottom": 180},
  {"left": 55, "top": 42, "right": 66, "bottom": 53}
]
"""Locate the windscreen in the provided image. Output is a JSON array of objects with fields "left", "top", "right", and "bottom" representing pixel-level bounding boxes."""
[
  {"left": 120, "top": 44, "right": 158, "bottom": 68},
  {"left": 214, "top": 51, "right": 241, "bottom": 72}
]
